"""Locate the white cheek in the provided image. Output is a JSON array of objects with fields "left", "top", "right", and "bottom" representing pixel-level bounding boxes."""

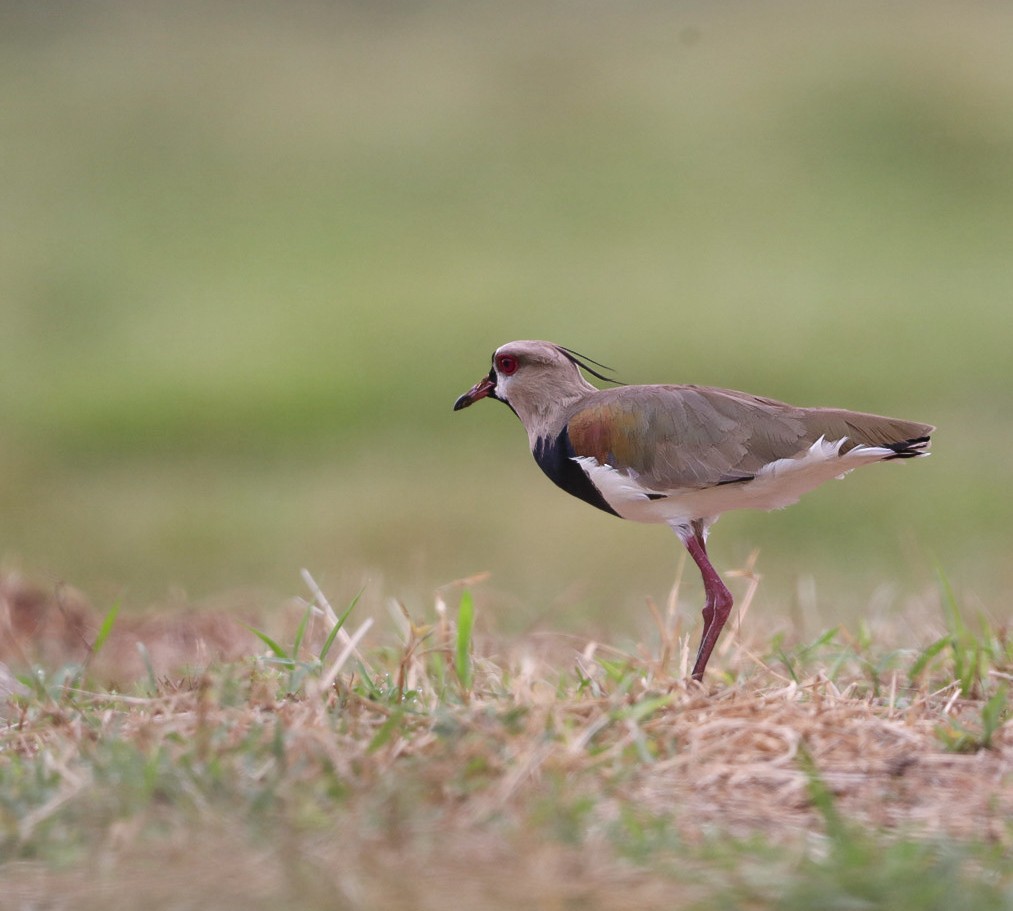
[{"left": 495, "top": 372, "right": 513, "bottom": 400}]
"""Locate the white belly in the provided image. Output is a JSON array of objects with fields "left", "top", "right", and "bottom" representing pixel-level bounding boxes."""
[{"left": 573, "top": 437, "right": 898, "bottom": 526}]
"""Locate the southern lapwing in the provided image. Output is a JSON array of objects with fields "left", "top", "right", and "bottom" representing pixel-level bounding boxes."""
[{"left": 454, "top": 340, "right": 933, "bottom": 681}]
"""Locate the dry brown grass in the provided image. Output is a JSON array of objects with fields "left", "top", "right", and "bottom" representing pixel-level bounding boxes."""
[
  {"left": 1, "top": 571, "right": 1011, "bottom": 909},
  {"left": 0, "top": 572, "right": 263, "bottom": 685}
]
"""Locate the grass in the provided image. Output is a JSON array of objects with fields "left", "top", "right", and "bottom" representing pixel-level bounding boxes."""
[{"left": 2, "top": 572, "right": 1011, "bottom": 909}]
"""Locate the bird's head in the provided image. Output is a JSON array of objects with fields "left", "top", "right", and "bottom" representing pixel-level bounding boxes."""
[{"left": 454, "top": 340, "right": 617, "bottom": 430}]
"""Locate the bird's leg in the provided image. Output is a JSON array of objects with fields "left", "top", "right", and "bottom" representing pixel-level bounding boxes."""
[{"left": 680, "top": 520, "right": 734, "bottom": 682}]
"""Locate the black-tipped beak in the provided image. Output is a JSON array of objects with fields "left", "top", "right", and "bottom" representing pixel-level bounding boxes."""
[{"left": 453, "top": 373, "right": 496, "bottom": 411}]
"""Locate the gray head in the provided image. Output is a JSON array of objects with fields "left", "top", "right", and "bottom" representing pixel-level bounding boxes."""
[{"left": 454, "top": 340, "right": 614, "bottom": 438}]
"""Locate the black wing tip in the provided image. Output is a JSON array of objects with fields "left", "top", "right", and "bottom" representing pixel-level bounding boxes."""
[
  {"left": 715, "top": 474, "right": 756, "bottom": 486},
  {"left": 883, "top": 435, "right": 932, "bottom": 460}
]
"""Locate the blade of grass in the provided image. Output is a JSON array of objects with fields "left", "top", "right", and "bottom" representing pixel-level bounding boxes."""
[
  {"left": 980, "top": 685, "right": 1007, "bottom": 749},
  {"left": 620, "top": 694, "right": 674, "bottom": 724},
  {"left": 936, "top": 565, "right": 979, "bottom": 695},
  {"left": 291, "top": 603, "right": 313, "bottom": 660},
  {"left": 319, "top": 617, "right": 374, "bottom": 693},
  {"left": 909, "top": 635, "right": 950, "bottom": 683},
  {"left": 319, "top": 586, "right": 365, "bottom": 662},
  {"left": 245, "top": 625, "right": 291, "bottom": 662},
  {"left": 77, "top": 600, "right": 122, "bottom": 688},
  {"left": 91, "top": 601, "right": 121, "bottom": 656},
  {"left": 797, "top": 741, "right": 848, "bottom": 844},
  {"left": 367, "top": 707, "right": 405, "bottom": 753},
  {"left": 456, "top": 589, "right": 474, "bottom": 693}
]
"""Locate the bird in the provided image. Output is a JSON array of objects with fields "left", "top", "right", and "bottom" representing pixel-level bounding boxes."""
[{"left": 453, "top": 340, "right": 933, "bottom": 682}]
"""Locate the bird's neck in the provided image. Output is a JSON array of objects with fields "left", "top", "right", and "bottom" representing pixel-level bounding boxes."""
[{"left": 513, "top": 379, "right": 596, "bottom": 448}]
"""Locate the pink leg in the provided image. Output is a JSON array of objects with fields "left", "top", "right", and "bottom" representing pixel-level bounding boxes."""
[{"left": 680, "top": 520, "right": 734, "bottom": 682}]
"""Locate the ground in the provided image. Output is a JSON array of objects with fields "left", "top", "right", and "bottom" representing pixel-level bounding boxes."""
[{"left": 2, "top": 572, "right": 1010, "bottom": 910}]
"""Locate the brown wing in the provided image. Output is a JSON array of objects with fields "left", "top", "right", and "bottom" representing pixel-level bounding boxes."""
[{"left": 565, "top": 385, "right": 932, "bottom": 492}]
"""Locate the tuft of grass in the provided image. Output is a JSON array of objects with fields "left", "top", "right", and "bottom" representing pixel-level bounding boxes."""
[
  {"left": 3, "top": 575, "right": 1013, "bottom": 909},
  {"left": 245, "top": 576, "right": 367, "bottom": 696},
  {"left": 702, "top": 743, "right": 1013, "bottom": 911},
  {"left": 908, "top": 568, "right": 1012, "bottom": 698},
  {"left": 934, "top": 685, "right": 1009, "bottom": 754}
]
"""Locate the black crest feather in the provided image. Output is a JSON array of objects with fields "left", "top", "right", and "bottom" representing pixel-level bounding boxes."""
[{"left": 555, "top": 346, "right": 623, "bottom": 386}]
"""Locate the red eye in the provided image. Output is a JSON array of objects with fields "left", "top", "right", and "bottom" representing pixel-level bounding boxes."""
[{"left": 496, "top": 354, "right": 519, "bottom": 375}]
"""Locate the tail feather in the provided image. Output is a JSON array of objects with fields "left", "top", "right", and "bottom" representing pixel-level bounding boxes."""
[{"left": 882, "top": 435, "right": 932, "bottom": 460}]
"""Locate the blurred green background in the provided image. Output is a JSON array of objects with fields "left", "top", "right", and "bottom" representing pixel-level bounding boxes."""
[{"left": 2, "top": 2, "right": 1011, "bottom": 635}]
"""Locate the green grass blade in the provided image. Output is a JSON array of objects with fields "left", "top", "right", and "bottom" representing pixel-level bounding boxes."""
[
  {"left": 797, "top": 742, "right": 848, "bottom": 844},
  {"left": 981, "top": 686, "right": 1007, "bottom": 749},
  {"left": 621, "top": 694, "right": 674, "bottom": 724},
  {"left": 456, "top": 589, "right": 474, "bottom": 692},
  {"left": 291, "top": 603, "right": 313, "bottom": 659},
  {"left": 771, "top": 633, "right": 798, "bottom": 683},
  {"left": 908, "top": 635, "right": 950, "bottom": 683},
  {"left": 245, "top": 625, "right": 290, "bottom": 661},
  {"left": 935, "top": 564, "right": 979, "bottom": 695},
  {"left": 804, "top": 627, "right": 839, "bottom": 653},
  {"left": 319, "top": 586, "right": 365, "bottom": 662},
  {"left": 91, "top": 601, "right": 121, "bottom": 657},
  {"left": 936, "top": 566, "right": 967, "bottom": 639},
  {"left": 367, "top": 709, "right": 404, "bottom": 753}
]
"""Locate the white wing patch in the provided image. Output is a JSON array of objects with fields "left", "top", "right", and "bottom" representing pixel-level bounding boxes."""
[{"left": 572, "top": 436, "right": 898, "bottom": 526}]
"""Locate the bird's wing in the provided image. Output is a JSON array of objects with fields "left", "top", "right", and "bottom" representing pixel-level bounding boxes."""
[
  {"left": 565, "top": 385, "right": 819, "bottom": 491},
  {"left": 566, "top": 385, "right": 934, "bottom": 492}
]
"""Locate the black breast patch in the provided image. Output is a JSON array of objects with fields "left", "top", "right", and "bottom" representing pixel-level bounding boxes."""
[{"left": 532, "top": 428, "right": 620, "bottom": 518}]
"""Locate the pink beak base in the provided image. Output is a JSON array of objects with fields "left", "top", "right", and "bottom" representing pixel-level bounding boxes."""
[{"left": 453, "top": 374, "right": 495, "bottom": 411}]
